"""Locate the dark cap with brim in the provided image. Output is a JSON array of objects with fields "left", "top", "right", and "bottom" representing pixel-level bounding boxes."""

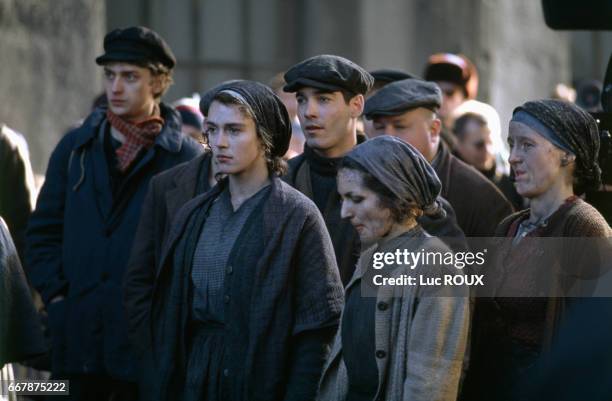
[
  {"left": 283, "top": 54, "right": 374, "bottom": 95},
  {"left": 370, "top": 69, "right": 418, "bottom": 84},
  {"left": 96, "top": 26, "right": 176, "bottom": 69},
  {"left": 364, "top": 78, "right": 442, "bottom": 119}
]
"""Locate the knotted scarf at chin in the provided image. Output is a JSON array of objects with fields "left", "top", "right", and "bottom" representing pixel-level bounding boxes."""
[{"left": 106, "top": 105, "right": 165, "bottom": 172}]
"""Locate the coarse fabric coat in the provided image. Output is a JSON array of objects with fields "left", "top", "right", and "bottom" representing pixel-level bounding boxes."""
[
  {"left": 24, "top": 105, "right": 202, "bottom": 380},
  {"left": 285, "top": 150, "right": 361, "bottom": 285},
  {"left": 433, "top": 141, "right": 513, "bottom": 238},
  {"left": 124, "top": 150, "right": 211, "bottom": 354},
  {"left": 0, "top": 217, "right": 46, "bottom": 367},
  {"left": 461, "top": 197, "right": 612, "bottom": 401},
  {"left": 151, "top": 177, "right": 344, "bottom": 401},
  {"left": 318, "top": 227, "right": 470, "bottom": 401}
]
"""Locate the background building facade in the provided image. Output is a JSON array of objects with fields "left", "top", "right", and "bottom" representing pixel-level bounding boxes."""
[{"left": 0, "top": 0, "right": 610, "bottom": 173}]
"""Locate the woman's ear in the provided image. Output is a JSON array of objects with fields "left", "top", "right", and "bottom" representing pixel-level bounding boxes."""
[{"left": 561, "top": 153, "right": 576, "bottom": 166}]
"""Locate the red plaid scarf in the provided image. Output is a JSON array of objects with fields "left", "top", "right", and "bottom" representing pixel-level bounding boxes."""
[{"left": 106, "top": 106, "right": 165, "bottom": 172}]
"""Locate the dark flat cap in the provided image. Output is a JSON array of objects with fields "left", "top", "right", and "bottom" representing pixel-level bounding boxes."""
[
  {"left": 370, "top": 69, "right": 418, "bottom": 84},
  {"left": 96, "top": 26, "right": 176, "bottom": 69},
  {"left": 364, "top": 78, "right": 442, "bottom": 119},
  {"left": 283, "top": 54, "right": 373, "bottom": 95}
]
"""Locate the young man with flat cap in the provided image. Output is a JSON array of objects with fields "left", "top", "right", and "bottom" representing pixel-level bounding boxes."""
[
  {"left": 365, "top": 78, "right": 513, "bottom": 240},
  {"left": 25, "top": 26, "right": 202, "bottom": 400},
  {"left": 283, "top": 56, "right": 468, "bottom": 284},
  {"left": 282, "top": 54, "right": 373, "bottom": 284}
]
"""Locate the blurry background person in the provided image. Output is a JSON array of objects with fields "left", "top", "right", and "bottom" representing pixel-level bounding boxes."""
[
  {"left": 318, "top": 136, "right": 469, "bottom": 401},
  {"left": 173, "top": 94, "right": 206, "bottom": 143},
  {"left": 0, "top": 124, "right": 37, "bottom": 262},
  {"left": 452, "top": 100, "right": 525, "bottom": 210},
  {"left": 424, "top": 53, "right": 479, "bottom": 152},
  {"left": 462, "top": 99, "right": 611, "bottom": 401},
  {"left": 150, "top": 81, "right": 343, "bottom": 401},
  {"left": 269, "top": 72, "right": 305, "bottom": 159},
  {"left": 576, "top": 79, "right": 603, "bottom": 112},
  {"left": 0, "top": 217, "right": 46, "bottom": 399}
]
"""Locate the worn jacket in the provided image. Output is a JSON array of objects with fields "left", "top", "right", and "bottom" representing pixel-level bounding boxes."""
[
  {"left": 25, "top": 105, "right": 202, "bottom": 380},
  {"left": 433, "top": 142, "right": 513, "bottom": 238},
  {"left": 124, "top": 151, "right": 211, "bottom": 354},
  {"left": 0, "top": 218, "right": 45, "bottom": 367},
  {"left": 151, "top": 177, "right": 344, "bottom": 401},
  {"left": 318, "top": 227, "right": 470, "bottom": 401},
  {"left": 461, "top": 197, "right": 612, "bottom": 401}
]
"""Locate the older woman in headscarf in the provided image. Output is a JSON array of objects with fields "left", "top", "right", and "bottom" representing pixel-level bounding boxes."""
[
  {"left": 318, "top": 136, "right": 470, "bottom": 401},
  {"left": 461, "top": 99, "right": 612, "bottom": 401},
  {"left": 150, "top": 80, "right": 344, "bottom": 401}
]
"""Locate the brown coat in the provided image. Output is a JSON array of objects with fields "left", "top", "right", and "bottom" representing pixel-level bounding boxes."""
[
  {"left": 433, "top": 142, "right": 513, "bottom": 238},
  {"left": 123, "top": 151, "right": 212, "bottom": 353},
  {"left": 461, "top": 197, "right": 612, "bottom": 400}
]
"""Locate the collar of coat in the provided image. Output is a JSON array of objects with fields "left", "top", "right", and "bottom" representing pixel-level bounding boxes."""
[
  {"left": 72, "top": 102, "right": 184, "bottom": 153},
  {"left": 156, "top": 176, "right": 298, "bottom": 280}
]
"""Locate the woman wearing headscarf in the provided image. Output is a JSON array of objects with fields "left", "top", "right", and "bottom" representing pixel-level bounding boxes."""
[
  {"left": 461, "top": 99, "right": 612, "bottom": 401},
  {"left": 150, "top": 81, "right": 344, "bottom": 401},
  {"left": 318, "top": 136, "right": 470, "bottom": 401}
]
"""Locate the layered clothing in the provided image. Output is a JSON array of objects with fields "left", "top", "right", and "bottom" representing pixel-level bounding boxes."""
[
  {"left": 25, "top": 105, "right": 202, "bottom": 379},
  {"left": 151, "top": 177, "right": 344, "bottom": 401}
]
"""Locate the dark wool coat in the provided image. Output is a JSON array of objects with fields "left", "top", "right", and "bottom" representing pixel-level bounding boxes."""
[
  {"left": 461, "top": 197, "right": 612, "bottom": 401},
  {"left": 284, "top": 152, "right": 360, "bottom": 285},
  {"left": 433, "top": 142, "right": 514, "bottom": 238},
  {"left": 124, "top": 151, "right": 212, "bottom": 354},
  {"left": 25, "top": 105, "right": 202, "bottom": 380},
  {"left": 0, "top": 218, "right": 46, "bottom": 367},
  {"left": 151, "top": 178, "right": 344, "bottom": 401}
]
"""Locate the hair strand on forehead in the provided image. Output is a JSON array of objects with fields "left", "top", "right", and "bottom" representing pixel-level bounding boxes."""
[{"left": 211, "top": 90, "right": 288, "bottom": 176}]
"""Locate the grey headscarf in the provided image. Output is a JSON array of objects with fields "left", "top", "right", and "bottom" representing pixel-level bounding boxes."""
[
  {"left": 512, "top": 99, "right": 601, "bottom": 193},
  {"left": 344, "top": 136, "right": 444, "bottom": 217},
  {"left": 201, "top": 80, "right": 292, "bottom": 157}
]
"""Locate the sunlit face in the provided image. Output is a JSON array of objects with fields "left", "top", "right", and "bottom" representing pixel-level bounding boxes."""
[
  {"left": 508, "top": 121, "right": 568, "bottom": 199},
  {"left": 372, "top": 108, "right": 440, "bottom": 161},
  {"left": 103, "top": 63, "right": 159, "bottom": 123},
  {"left": 296, "top": 87, "right": 362, "bottom": 157},
  {"left": 436, "top": 81, "right": 465, "bottom": 120},
  {"left": 338, "top": 168, "right": 395, "bottom": 245},
  {"left": 206, "top": 101, "right": 267, "bottom": 178},
  {"left": 457, "top": 119, "right": 495, "bottom": 172}
]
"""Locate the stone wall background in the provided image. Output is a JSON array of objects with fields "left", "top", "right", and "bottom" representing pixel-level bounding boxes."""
[
  {"left": 0, "top": 0, "right": 105, "bottom": 174},
  {"left": 0, "top": 0, "right": 609, "bottom": 173}
]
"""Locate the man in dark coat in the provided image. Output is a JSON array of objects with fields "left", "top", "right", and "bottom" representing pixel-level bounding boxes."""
[
  {"left": 25, "top": 26, "right": 202, "bottom": 400},
  {"left": 365, "top": 78, "right": 513, "bottom": 239},
  {"left": 282, "top": 55, "right": 373, "bottom": 285}
]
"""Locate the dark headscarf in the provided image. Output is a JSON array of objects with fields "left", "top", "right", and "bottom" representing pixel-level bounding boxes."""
[
  {"left": 201, "top": 80, "right": 292, "bottom": 157},
  {"left": 344, "top": 136, "right": 444, "bottom": 217},
  {"left": 512, "top": 99, "right": 601, "bottom": 192}
]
